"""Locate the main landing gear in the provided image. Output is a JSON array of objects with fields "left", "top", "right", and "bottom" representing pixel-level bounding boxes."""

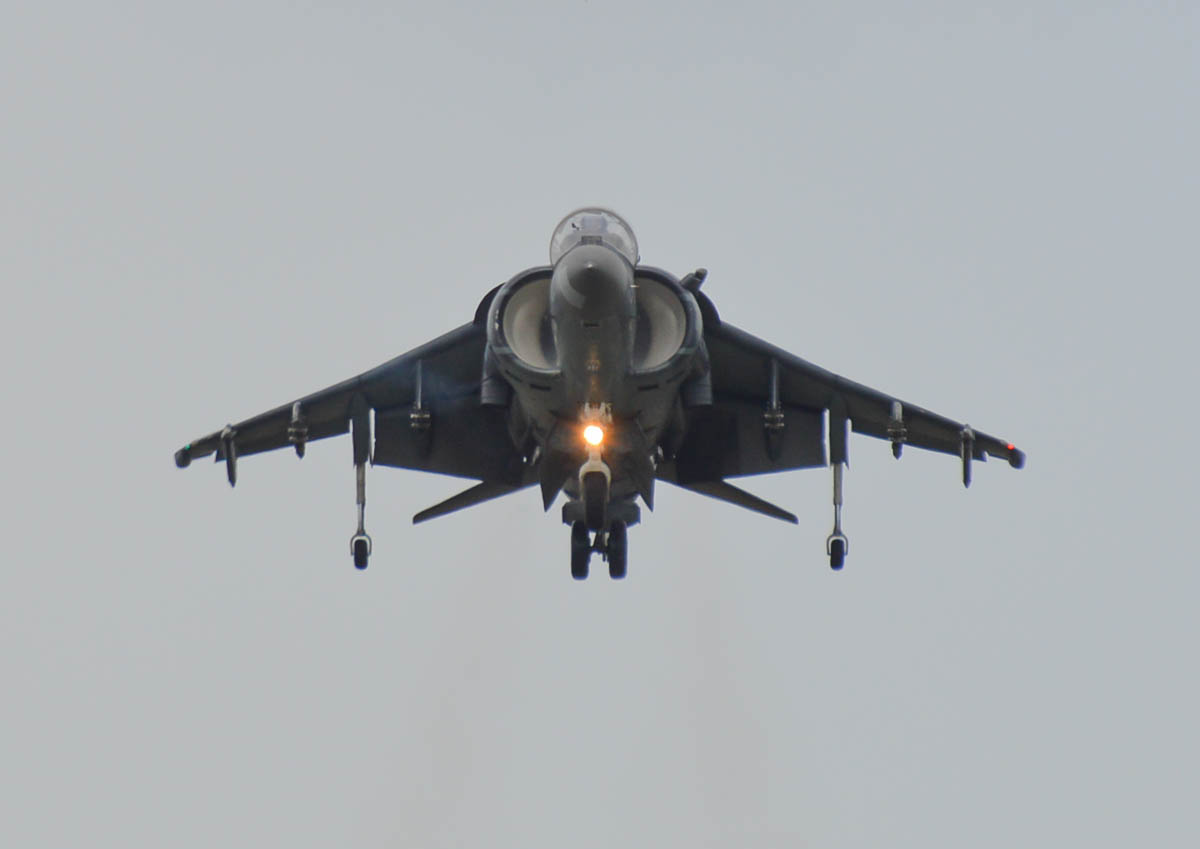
[{"left": 569, "top": 520, "right": 629, "bottom": 580}]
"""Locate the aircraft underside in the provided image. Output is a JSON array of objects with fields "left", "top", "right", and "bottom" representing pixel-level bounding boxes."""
[{"left": 175, "top": 208, "right": 1025, "bottom": 579}]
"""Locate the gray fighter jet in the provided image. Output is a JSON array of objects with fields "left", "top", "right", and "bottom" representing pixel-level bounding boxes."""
[{"left": 175, "top": 208, "right": 1024, "bottom": 577}]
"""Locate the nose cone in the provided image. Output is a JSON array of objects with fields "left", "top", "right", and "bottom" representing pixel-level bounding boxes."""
[{"left": 551, "top": 243, "right": 634, "bottom": 315}]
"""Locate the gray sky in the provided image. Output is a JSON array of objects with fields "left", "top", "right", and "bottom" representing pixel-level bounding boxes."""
[{"left": 3, "top": 2, "right": 1197, "bottom": 846}]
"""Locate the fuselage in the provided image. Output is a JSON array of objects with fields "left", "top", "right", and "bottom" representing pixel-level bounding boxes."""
[
  {"left": 550, "top": 241, "right": 637, "bottom": 406},
  {"left": 484, "top": 208, "right": 705, "bottom": 514}
]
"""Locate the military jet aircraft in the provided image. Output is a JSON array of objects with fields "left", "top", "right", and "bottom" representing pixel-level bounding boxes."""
[{"left": 175, "top": 208, "right": 1024, "bottom": 578}]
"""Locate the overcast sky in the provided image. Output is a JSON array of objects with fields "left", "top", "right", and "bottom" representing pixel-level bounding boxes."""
[{"left": 3, "top": 2, "right": 1197, "bottom": 846}]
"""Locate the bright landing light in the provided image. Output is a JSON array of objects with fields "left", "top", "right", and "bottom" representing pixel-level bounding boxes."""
[{"left": 583, "top": 425, "right": 605, "bottom": 446}]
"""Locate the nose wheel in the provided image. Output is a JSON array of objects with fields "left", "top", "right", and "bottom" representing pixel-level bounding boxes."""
[
  {"left": 582, "top": 470, "right": 609, "bottom": 531},
  {"left": 570, "top": 521, "right": 591, "bottom": 579},
  {"left": 607, "top": 521, "right": 627, "bottom": 579},
  {"left": 569, "top": 520, "right": 629, "bottom": 580}
]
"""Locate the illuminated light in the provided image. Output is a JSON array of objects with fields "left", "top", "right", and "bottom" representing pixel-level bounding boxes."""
[
  {"left": 1007, "top": 443, "right": 1015, "bottom": 451},
  {"left": 583, "top": 425, "right": 604, "bottom": 446}
]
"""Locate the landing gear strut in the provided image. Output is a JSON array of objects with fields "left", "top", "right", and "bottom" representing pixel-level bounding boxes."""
[
  {"left": 351, "top": 463, "right": 372, "bottom": 570},
  {"left": 825, "top": 462, "right": 848, "bottom": 570},
  {"left": 826, "top": 407, "right": 849, "bottom": 570}
]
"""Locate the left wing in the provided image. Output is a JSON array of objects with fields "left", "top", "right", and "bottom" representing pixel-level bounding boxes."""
[
  {"left": 174, "top": 323, "right": 527, "bottom": 487},
  {"left": 697, "top": 319, "right": 1025, "bottom": 479}
]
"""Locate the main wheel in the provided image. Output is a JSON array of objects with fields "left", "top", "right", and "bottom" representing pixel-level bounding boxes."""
[
  {"left": 829, "top": 538, "right": 845, "bottom": 571},
  {"left": 570, "top": 521, "right": 590, "bottom": 580},
  {"left": 353, "top": 538, "right": 370, "bottom": 570},
  {"left": 607, "top": 521, "right": 627, "bottom": 580},
  {"left": 582, "top": 471, "right": 608, "bottom": 531}
]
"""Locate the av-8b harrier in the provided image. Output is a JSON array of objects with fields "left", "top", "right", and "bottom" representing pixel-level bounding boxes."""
[{"left": 175, "top": 208, "right": 1024, "bottom": 577}]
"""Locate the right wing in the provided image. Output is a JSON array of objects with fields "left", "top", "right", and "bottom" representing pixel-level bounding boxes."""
[{"left": 175, "top": 323, "right": 528, "bottom": 487}]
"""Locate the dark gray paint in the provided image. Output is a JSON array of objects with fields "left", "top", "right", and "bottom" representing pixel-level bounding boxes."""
[{"left": 175, "top": 216, "right": 1023, "bottom": 569}]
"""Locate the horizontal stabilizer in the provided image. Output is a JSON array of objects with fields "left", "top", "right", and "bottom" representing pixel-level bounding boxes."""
[
  {"left": 413, "top": 481, "right": 518, "bottom": 524},
  {"left": 670, "top": 479, "right": 798, "bottom": 524}
]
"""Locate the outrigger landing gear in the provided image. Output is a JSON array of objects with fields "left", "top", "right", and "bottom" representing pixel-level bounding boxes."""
[
  {"left": 349, "top": 396, "right": 372, "bottom": 571},
  {"left": 351, "top": 462, "right": 372, "bottom": 570},
  {"left": 825, "top": 459, "right": 848, "bottom": 571},
  {"left": 826, "top": 406, "right": 849, "bottom": 571}
]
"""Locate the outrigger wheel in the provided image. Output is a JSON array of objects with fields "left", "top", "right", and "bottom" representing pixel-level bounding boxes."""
[
  {"left": 351, "top": 534, "right": 372, "bottom": 570},
  {"left": 827, "top": 536, "right": 846, "bottom": 571}
]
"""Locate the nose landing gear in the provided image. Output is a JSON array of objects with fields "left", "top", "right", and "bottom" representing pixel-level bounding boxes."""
[
  {"left": 566, "top": 517, "right": 632, "bottom": 581},
  {"left": 563, "top": 491, "right": 640, "bottom": 581},
  {"left": 582, "top": 471, "right": 609, "bottom": 531}
]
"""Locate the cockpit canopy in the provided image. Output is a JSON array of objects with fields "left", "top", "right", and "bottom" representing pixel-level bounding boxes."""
[{"left": 549, "top": 207, "right": 639, "bottom": 267}]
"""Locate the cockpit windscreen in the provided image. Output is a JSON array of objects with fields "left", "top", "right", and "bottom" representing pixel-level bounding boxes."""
[{"left": 549, "top": 207, "right": 639, "bottom": 267}]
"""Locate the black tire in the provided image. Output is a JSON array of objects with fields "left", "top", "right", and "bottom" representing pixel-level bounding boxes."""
[
  {"left": 582, "top": 471, "right": 608, "bottom": 531},
  {"left": 607, "top": 521, "right": 627, "bottom": 580},
  {"left": 571, "top": 521, "right": 590, "bottom": 580},
  {"left": 353, "top": 538, "right": 370, "bottom": 570},
  {"left": 829, "top": 538, "right": 845, "bottom": 571}
]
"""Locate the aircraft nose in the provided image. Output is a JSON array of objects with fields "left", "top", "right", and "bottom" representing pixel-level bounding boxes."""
[{"left": 551, "top": 243, "right": 633, "bottom": 314}]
